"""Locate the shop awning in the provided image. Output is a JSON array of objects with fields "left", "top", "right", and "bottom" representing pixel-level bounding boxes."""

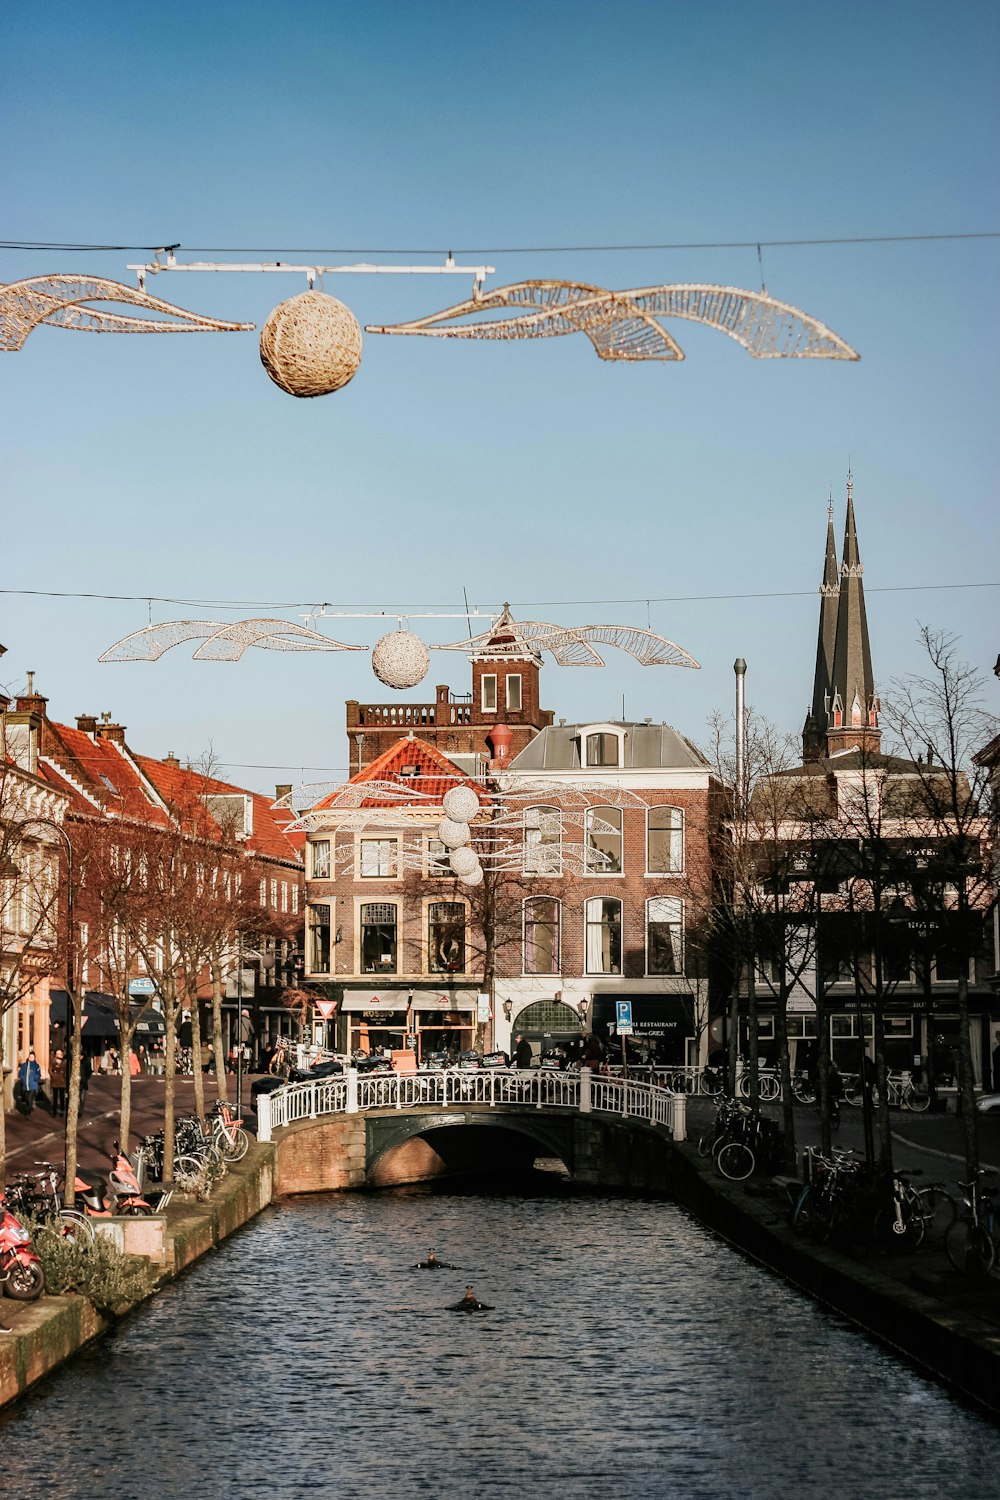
[
  {"left": 48, "top": 990, "right": 119, "bottom": 1038},
  {"left": 340, "top": 989, "right": 478, "bottom": 1013},
  {"left": 591, "top": 994, "right": 696, "bottom": 1038}
]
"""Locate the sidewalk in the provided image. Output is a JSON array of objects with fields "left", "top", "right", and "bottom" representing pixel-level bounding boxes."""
[{"left": 2, "top": 1073, "right": 256, "bottom": 1178}]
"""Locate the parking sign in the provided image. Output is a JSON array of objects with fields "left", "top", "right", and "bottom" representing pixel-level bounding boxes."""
[{"left": 616, "top": 1000, "right": 633, "bottom": 1035}]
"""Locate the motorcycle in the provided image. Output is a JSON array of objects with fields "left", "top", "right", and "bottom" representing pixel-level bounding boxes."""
[
  {"left": 0, "top": 1192, "right": 45, "bottom": 1301},
  {"left": 108, "top": 1143, "right": 153, "bottom": 1216}
]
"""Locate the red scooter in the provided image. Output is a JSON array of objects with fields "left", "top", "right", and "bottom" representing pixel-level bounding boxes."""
[
  {"left": 75, "top": 1144, "right": 153, "bottom": 1219},
  {"left": 0, "top": 1192, "right": 45, "bottom": 1301}
]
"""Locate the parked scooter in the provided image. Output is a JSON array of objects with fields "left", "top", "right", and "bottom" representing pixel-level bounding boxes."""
[
  {"left": 0, "top": 1192, "right": 45, "bottom": 1300},
  {"left": 108, "top": 1142, "right": 153, "bottom": 1216}
]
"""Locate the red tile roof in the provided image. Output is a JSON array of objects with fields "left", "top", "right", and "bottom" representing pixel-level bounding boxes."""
[
  {"left": 135, "top": 754, "right": 303, "bottom": 863},
  {"left": 314, "top": 737, "right": 483, "bottom": 811}
]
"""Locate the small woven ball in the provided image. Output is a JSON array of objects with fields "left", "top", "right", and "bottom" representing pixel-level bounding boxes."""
[
  {"left": 438, "top": 817, "right": 470, "bottom": 850},
  {"left": 442, "top": 785, "right": 479, "bottom": 823},
  {"left": 449, "top": 846, "right": 480, "bottom": 877},
  {"left": 371, "top": 630, "right": 430, "bottom": 690},
  {"left": 259, "top": 291, "right": 363, "bottom": 397},
  {"left": 458, "top": 865, "right": 484, "bottom": 887}
]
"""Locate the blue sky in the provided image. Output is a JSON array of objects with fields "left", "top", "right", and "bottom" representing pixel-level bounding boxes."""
[{"left": 2, "top": 0, "right": 997, "bottom": 790}]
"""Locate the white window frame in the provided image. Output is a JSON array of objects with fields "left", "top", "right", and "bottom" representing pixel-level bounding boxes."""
[
  {"left": 523, "top": 895, "right": 561, "bottom": 977},
  {"left": 307, "top": 901, "right": 333, "bottom": 975},
  {"left": 481, "top": 674, "right": 498, "bottom": 713},
  {"left": 646, "top": 896, "right": 684, "bottom": 976},
  {"left": 358, "top": 837, "right": 399, "bottom": 880},
  {"left": 506, "top": 673, "right": 522, "bottom": 712},
  {"left": 584, "top": 806, "right": 623, "bottom": 876},
  {"left": 523, "top": 805, "right": 562, "bottom": 876},
  {"left": 582, "top": 727, "right": 623, "bottom": 768},
  {"left": 584, "top": 896, "right": 623, "bottom": 976},
  {"left": 310, "top": 839, "right": 332, "bottom": 879},
  {"left": 646, "top": 805, "right": 684, "bottom": 875}
]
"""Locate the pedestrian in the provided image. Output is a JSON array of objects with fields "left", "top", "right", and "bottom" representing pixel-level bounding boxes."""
[
  {"left": 828, "top": 1060, "right": 844, "bottom": 1130},
  {"left": 512, "top": 1032, "right": 533, "bottom": 1069},
  {"left": 49, "top": 1048, "right": 68, "bottom": 1117},
  {"left": 580, "top": 1032, "right": 604, "bottom": 1069},
  {"left": 16, "top": 1050, "right": 42, "bottom": 1113},
  {"left": 78, "top": 1049, "right": 91, "bottom": 1111},
  {"left": 129, "top": 1047, "right": 141, "bottom": 1078}
]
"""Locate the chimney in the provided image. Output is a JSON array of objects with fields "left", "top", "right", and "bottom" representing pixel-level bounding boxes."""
[
  {"left": 95, "top": 711, "right": 127, "bottom": 746},
  {"left": 487, "top": 722, "right": 513, "bottom": 768},
  {"left": 15, "top": 671, "right": 48, "bottom": 718},
  {"left": 76, "top": 714, "right": 98, "bottom": 735},
  {"left": 275, "top": 783, "right": 292, "bottom": 801},
  {"left": 163, "top": 752, "right": 181, "bottom": 768}
]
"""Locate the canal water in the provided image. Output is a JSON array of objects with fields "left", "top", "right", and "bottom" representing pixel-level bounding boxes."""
[{"left": 2, "top": 1183, "right": 999, "bottom": 1498}]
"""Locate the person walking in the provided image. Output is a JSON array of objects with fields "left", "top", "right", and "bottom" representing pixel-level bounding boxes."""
[
  {"left": 49, "top": 1048, "right": 68, "bottom": 1117},
  {"left": 512, "top": 1033, "right": 533, "bottom": 1069},
  {"left": 16, "top": 1050, "right": 42, "bottom": 1113}
]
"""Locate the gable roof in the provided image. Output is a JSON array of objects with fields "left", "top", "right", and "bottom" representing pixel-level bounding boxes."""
[
  {"left": 314, "top": 737, "right": 482, "bottom": 810},
  {"left": 135, "top": 754, "right": 303, "bottom": 862}
]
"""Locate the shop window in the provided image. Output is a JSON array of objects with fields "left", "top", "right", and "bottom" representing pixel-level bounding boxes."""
[
  {"left": 585, "top": 897, "right": 622, "bottom": 975},
  {"left": 428, "top": 902, "right": 466, "bottom": 972},
  {"left": 308, "top": 903, "right": 331, "bottom": 974},
  {"left": 524, "top": 897, "right": 560, "bottom": 975},
  {"left": 523, "top": 805, "right": 562, "bottom": 875},
  {"left": 647, "top": 806, "right": 683, "bottom": 874},
  {"left": 360, "top": 839, "right": 397, "bottom": 878},
  {"left": 506, "top": 674, "right": 522, "bottom": 711},
  {"left": 646, "top": 897, "right": 683, "bottom": 975},
  {"left": 310, "top": 839, "right": 331, "bottom": 879},
  {"left": 586, "top": 807, "right": 622, "bottom": 874},
  {"left": 481, "top": 674, "right": 497, "bottom": 712},
  {"left": 361, "top": 903, "right": 397, "bottom": 973}
]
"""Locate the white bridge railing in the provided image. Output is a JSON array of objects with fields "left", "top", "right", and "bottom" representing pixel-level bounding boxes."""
[{"left": 255, "top": 1067, "right": 685, "bottom": 1144}]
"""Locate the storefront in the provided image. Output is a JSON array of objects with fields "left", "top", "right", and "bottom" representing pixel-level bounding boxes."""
[
  {"left": 339, "top": 988, "right": 478, "bottom": 1060},
  {"left": 591, "top": 994, "right": 699, "bottom": 1066}
]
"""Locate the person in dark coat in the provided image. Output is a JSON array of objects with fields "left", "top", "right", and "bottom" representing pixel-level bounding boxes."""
[
  {"left": 16, "top": 1051, "right": 42, "bottom": 1113},
  {"left": 49, "top": 1048, "right": 68, "bottom": 1117},
  {"left": 580, "top": 1033, "right": 605, "bottom": 1069},
  {"left": 512, "top": 1033, "right": 533, "bottom": 1069}
]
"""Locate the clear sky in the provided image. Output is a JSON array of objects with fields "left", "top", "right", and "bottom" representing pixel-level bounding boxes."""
[{"left": 2, "top": 0, "right": 998, "bottom": 793}]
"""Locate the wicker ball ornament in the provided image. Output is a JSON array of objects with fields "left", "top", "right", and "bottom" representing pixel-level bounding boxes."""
[
  {"left": 442, "top": 785, "right": 480, "bottom": 823},
  {"left": 458, "top": 866, "right": 484, "bottom": 887},
  {"left": 438, "top": 818, "right": 470, "bottom": 850},
  {"left": 449, "top": 846, "right": 480, "bottom": 878},
  {"left": 259, "top": 291, "right": 363, "bottom": 397},
  {"left": 371, "top": 630, "right": 430, "bottom": 690}
]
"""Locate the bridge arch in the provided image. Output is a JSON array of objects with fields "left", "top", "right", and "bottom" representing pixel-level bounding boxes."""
[{"left": 366, "top": 1109, "right": 575, "bottom": 1187}]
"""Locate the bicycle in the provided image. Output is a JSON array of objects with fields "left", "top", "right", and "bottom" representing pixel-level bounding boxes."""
[
  {"left": 843, "top": 1070, "right": 930, "bottom": 1112},
  {"left": 946, "top": 1168, "right": 998, "bottom": 1277},
  {"left": 738, "top": 1069, "right": 781, "bottom": 1103},
  {"left": 873, "top": 1169, "right": 927, "bottom": 1254},
  {"left": 4, "top": 1163, "right": 95, "bottom": 1246}
]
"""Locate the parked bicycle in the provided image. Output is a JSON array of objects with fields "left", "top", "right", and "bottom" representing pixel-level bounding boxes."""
[
  {"left": 843, "top": 1070, "right": 930, "bottom": 1112},
  {"left": 946, "top": 1168, "right": 999, "bottom": 1277},
  {"left": 3, "top": 1162, "right": 95, "bottom": 1246}
]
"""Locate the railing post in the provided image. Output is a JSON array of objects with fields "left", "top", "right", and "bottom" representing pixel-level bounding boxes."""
[
  {"left": 669, "top": 1092, "right": 686, "bottom": 1141},
  {"left": 257, "top": 1091, "right": 272, "bottom": 1143},
  {"left": 579, "top": 1066, "right": 592, "bottom": 1114},
  {"left": 395, "top": 1077, "right": 402, "bottom": 1109},
  {"left": 346, "top": 1067, "right": 359, "bottom": 1115},
  {"left": 309, "top": 1081, "right": 317, "bottom": 1120}
]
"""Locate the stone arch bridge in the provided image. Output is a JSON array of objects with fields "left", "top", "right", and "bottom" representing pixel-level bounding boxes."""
[{"left": 256, "top": 1069, "right": 687, "bottom": 1194}]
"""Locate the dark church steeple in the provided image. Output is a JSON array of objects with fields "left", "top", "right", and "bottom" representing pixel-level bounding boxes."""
[{"left": 802, "top": 475, "right": 881, "bottom": 760}]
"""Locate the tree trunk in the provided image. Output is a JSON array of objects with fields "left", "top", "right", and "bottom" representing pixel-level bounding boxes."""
[
  {"left": 0, "top": 1028, "right": 7, "bottom": 1188},
  {"left": 63, "top": 982, "right": 83, "bottom": 1208},
  {"left": 163, "top": 1001, "right": 177, "bottom": 1186},
  {"left": 116, "top": 1005, "right": 136, "bottom": 1151},
  {"left": 816, "top": 1002, "right": 832, "bottom": 1159},
  {"left": 210, "top": 962, "right": 228, "bottom": 1102},
  {"left": 727, "top": 971, "right": 741, "bottom": 1098},
  {"left": 956, "top": 970, "right": 980, "bottom": 1183},
  {"left": 746, "top": 962, "right": 759, "bottom": 1104},
  {"left": 872, "top": 998, "right": 894, "bottom": 1173},
  {"left": 775, "top": 988, "right": 796, "bottom": 1170},
  {"left": 190, "top": 989, "right": 205, "bottom": 1123}
]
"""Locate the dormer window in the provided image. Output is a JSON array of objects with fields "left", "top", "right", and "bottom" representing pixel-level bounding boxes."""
[
  {"left": 584, "top": 731, "right": 620, "bottom": 767},
  {"left": 481, "top": 674, "right": 497, "bottom": 712},
  {"left": 506, "top": 674, "right": 522, "bottom": 712}
]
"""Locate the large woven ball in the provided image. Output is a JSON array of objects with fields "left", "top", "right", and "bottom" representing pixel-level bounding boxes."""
[
  {"left": 449, "top": 846, "right": 480, "bottom": 878},
  {"left": 259, "top": 291, "right": 363, "bottom": 397},
  {"left": 458, "top": 865, "right": 484, "bottom": 887},
  {"left": 442, "top": 784, "right": 479, "bottom": 823},
  {"left": 371, "top": 630, "right": 430, "bottom": 690},
  {"left": 438, "top": 817, "right": 470, "bottom": 850}
]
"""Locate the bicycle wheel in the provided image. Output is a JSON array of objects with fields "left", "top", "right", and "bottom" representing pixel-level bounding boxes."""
[
  {"left": 220, "top": 1126, "right": 249, "bottom": 1162},
  {"left": 716, "top": 1141, "right": 755, "bottom": 1181},
  {"left": 759, "top": 1074, "right": 780, "bottom": 1102},
  {"left": 791, "top": 1185, "right": 813, "bottom": 1234},
  {"left": 172, "top": 1155, "right": 206, "bottom": 1193},
  {"left": 946, "top": 1219, "right": 995, "bottom": 1277},
  {"left": 58, "top": 1209, "right": 96, "bottom": 1246},
  {"left": 697, "top": 1128, "right": 717, "bottom": 1158},
  {"left": 843, "top": 1077, "right": 862, "bottom": 1106},
  {"left": 700, "top": 1070, "right": 723, "bottom": 1098},
  {"left": 793, "top": 1080, "right": 817, "bottom": 1105},
  {"left": 905, "top": 1084, "right": 931, "bottom": 1113},
  {"left": 874, "top": 1201, "right": 924, "bottom": 1254},
  {"left": 916, "top": 1186, "right": 957, "bottom": 1242}
]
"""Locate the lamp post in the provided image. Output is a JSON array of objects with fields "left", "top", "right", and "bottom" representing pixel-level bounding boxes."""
[{"left": 4, "top": 816, "right": 79, "bottom": 1205}]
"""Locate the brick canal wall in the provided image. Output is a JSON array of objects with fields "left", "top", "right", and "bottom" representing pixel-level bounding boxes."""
[{"left": 0, "top": 1144, "right": 277, "bottom": 1411}]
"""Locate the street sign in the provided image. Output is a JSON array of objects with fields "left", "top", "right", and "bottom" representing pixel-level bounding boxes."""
[
  {"left": 128, "top": 977, "right": 156, "bottom": 996},
  {"left": 616, "top": 1000, "right": 633, "bottom": 1035},
  {"left": 477, "top": 992, "right": 491, "bottom": 1023},
  {"left": 315, "top": 999, "right": 337, "bottom": 1019}
]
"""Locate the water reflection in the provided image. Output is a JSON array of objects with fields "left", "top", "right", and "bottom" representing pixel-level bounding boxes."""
[{"left": 2, "top": 1184, "right": 998, "bottom": 1498}]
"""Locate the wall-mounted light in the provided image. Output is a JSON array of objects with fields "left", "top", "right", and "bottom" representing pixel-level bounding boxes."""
[
  {"left": 334, "top": 926, "right": 343, "bottom": 944},
  {"left": 502, "top": 1000, "right": 513, "bottom": 1021}
]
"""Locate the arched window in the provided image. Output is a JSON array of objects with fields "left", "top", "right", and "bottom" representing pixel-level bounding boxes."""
[
  {"left": 523, "top": 896, "right": 561, "bottom": 975},
  {"left": 523, "top": 805, "right": 562, "bottom": 875},
  {"left": 585, "top": 731, "right": 620, "bottom": 767},
  {"left": 585, "top": 897, "right": 622, "bottom": 975},
  {"left": 428, "top": 901, "right": 466, "bottom": 972},
  {"left": 647, "top": 806, "right": 683, "bottom": 874},
  {"left": 585, "top": 806, "right": 622, "bottom": 874},
  {"left": 646, "top": 897, "right": 683, "bottom": 975}
]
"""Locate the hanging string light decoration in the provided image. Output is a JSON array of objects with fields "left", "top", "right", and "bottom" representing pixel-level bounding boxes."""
[{"left": 259, "top": 291, "right": 363, "bottom": 397}]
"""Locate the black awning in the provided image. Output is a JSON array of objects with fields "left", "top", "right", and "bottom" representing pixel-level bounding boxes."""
[
  {"left": 48, "top": 990, "right": 120, "bottom": 1038},
  {"left": 132, "top": 1007, "right": 166, "bottom": 1036},
  {"left": 591, "top": 994, "right": 696, "bottom": 1038}
]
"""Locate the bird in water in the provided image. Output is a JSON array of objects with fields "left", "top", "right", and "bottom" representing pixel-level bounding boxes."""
[
  {"left": 451, "top": 1284, "right": 493, "bottom": 1312},
  {"left": 415, "top": 1248, "right": 457, "bottom": 1269}
]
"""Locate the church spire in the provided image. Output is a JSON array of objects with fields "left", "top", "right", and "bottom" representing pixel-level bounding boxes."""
[
  {"left": 802, "top": 492, "right": 841, "bottom": 760},
  {"left": 827, "top": 471, "right": 880, "bottom": 754}
]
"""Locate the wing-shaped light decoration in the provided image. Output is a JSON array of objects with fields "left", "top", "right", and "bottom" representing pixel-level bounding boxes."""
[
  {"left": 367, "top": 280, "right": 858, "bottom": 362},
  {"left": 436, "top": 619, "right": 700, "bottom": 670},
  {"left": 99, "top": 618, "right": 364, "bottom": 663},
  {"left": 0, "top": 275, "right": 254, "bottom": 351}
]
